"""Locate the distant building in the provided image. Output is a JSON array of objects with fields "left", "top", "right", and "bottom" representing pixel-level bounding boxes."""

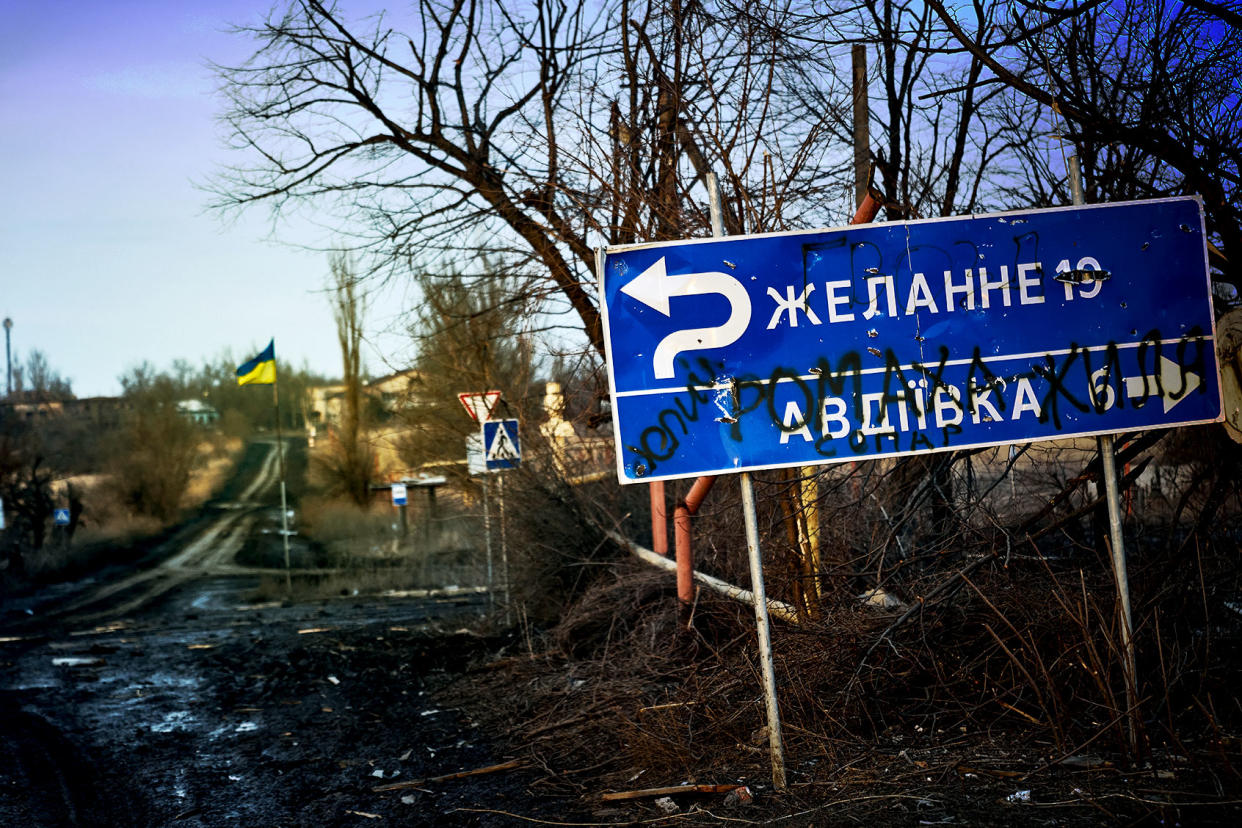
[
  {"left": 65, "top": 396, "right": 133, "bottom": 426},
  {"left": 306, "top": 369, "right": 422, "bottom": 426},
  {"left": 307, "top": 383, "right": 348, "bottom": 426},
  {"left": 367, "top": 369, "right": 422, "bottom": 415},
  {"left": 0, "top": 396, "right": 132, "bottom": 425},
  {"left": 0, "top": 399, "right": 63, "bottom": 421},
  {"left": 539, "top": 381, "right": 612, "bottom": 479},
  {"left": 176, "top": 399, "right": 220, "bottom": 427}
]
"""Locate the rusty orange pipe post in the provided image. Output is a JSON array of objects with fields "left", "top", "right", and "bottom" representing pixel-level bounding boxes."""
[
  {"left": 650, "top": 481, "right": 668, "bottom": 556},
  {"left": 842, "top": 188, "right": 885, "bottom": 501},
  {"left": 675, "top": 475, "right": 717, "bottom": 618},
  {"left": 852, "top": 188, "right": 883, "bottom": 225},
  {"left": 668, "top": 188, "right": 881, "bottom": 626}
]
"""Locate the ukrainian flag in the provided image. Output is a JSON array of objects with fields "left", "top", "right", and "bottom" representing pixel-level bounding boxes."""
[{"left": 236, "top": 340, "right": 277, "bottom": 385}]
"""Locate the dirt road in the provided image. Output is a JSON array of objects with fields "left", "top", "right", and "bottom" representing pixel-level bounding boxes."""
[{"left": 0, "top": 441, "right": 558, "bottom": 826}]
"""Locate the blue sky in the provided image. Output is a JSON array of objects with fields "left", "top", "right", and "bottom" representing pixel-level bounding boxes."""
[{"left": 0, "top": 1, "right": 395, "bottom": 397}]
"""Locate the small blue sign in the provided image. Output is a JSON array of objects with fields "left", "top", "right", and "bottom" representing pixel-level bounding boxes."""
[
  {"left": 600, "top": 197, "right": 1222, "bottom": 483},
  {"left": 391, "top": 483, "right": 408, "bottom": 507},
  {"left": 53, "top": 508, "right": 71, "bottom": 526},
  {"left": 482, "top": 419, "right": 521, "bottom": 470}
]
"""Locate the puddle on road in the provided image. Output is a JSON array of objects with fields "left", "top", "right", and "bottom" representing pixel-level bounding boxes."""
[
  {"left": 94, "top": 670, "right": 202, "bottom": 697},
  {"left": 206, "top": 720, "right": 262, "bottom": 741},
  {"left": 151, "top": 710, "right": 196, "bottom": 733},
  {"left": 52, "top": 656, "right": 106, "bottom": 667}
]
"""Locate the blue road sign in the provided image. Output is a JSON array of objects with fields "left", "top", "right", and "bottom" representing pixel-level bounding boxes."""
[
  {"left": 391, "top": 483, "right": 408, "bottom": 507},
  {"left": 53, "top": 508, "right": 71, "bottom": 526},
  {"left": 483, "top": 419, "right": 521, "bottom": 470},
  {"left": 600, "top": 197, "right": 1222, "bottom": 483}
]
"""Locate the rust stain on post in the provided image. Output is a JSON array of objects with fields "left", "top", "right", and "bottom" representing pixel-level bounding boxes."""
[
  {"left": 650, "top": 480, "right": 668, "bottom": 556},
  {"left": 675, "top": 475, "right": 717, "bottom": 612}
]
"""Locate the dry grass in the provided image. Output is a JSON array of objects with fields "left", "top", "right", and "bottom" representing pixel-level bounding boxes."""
[
  {"left": 253, "top": 495, "right": 489, "bottom": 603},
  {"left": 432, "top": 422, "right": 1242, "bottom": 820},
  {"left": 15, "top": 437, "right": 243, "bottom": 583},
  {"left": 180, "top": 437, "right": 243, "bottom": 506}
]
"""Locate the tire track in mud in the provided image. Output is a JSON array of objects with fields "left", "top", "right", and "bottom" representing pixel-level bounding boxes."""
[
  {"left": 48, "top": 440, "right": 311, "bottom": 626},
  {"left": 0, "top": 435, "right": 535, "bottom": 826},
  {"left": 0, "top": 700, "right": 120, "bottom": 827}
]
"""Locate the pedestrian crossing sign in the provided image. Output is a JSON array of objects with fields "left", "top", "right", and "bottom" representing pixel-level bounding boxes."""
[{"left": 482, "top": 419, "right": 521, "bottom": 470}]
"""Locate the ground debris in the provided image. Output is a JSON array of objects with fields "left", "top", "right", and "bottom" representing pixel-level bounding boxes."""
[
  {"left": 601, "top": 783, "right": 745, "bottom": 801},
  {"left": 954, "top": 763, "right": 1024, "bottom": 779},
  {"left": 372, "top": 758, "right": 527, "bottom": 792},
  {"left": 654, "top": 796, "right": 678, "bottom": 813}
]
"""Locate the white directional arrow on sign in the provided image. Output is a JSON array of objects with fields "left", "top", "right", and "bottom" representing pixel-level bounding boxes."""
[
  {"left": 620, "top": 256, "right": 752, "bottom": 379},
  {"left": 1124, "top": 355, "right": 1202, "bottom": 413}
]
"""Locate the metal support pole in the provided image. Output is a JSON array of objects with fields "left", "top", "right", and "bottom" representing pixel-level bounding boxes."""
[
  {"left": 740, "top": 472, "right": 787, "bottom": 790},
  {"left": 674, "top": 475, "right": 716, "bottom": 619},
  {"left": 1069, "top": 154, "right": 1139, "bottom": 753},
  {"left": 852, "top": 44, "right": 870, "bottom": 210},
  {"left": 710, "top": 169, "right": 786, "bottom": 789},
  {"left": 799, "top": 474, "right": 821, "bottom": 604},
  {"left": 273, "top": 380, "right": 292, "bottom": 594},
  {"left": 650, "top": 480, "right": 668, "bottom": 556},
  {"left": 674, "top": 505, "right": 694, "bottom": 612},
  {"left": 483, "top": 473, "right": 494, "bottom": 612},
  {"left": 1100, "top": 435, "right": 1137, "bottom": 727},
  {"left": 3, "top": 317, "right": 12, "bottom": 398},
  {"left": 425, "top": 486, "right": 436, "bottom": 545},
  {"left": 499, "top": 473, "right": 510, "bottom": 625}
]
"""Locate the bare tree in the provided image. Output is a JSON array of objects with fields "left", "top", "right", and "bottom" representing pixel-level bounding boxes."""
[
  {"left": 0, "top": 424, "right": 54, "bottom": 570},
  {"left": 210, "top": 1, "right": 872, "bottom": 356},
  {"left": 112, "top": 365, "right": 199, "bottom": 522},
  {"left": 5, "top": 350, "right": 74, "bottom": 404},
  {"left": 924, "top": 0, "right": 1242, "bottom": 293},
  {"left": 397, "top": 259, "right": 538, "bottom": 474},
  {"left": 323, "top": 253, "right": 374, "bottom": 506},
  {"left": 212, "top": 0, "right": 609, "bottom": 351}
]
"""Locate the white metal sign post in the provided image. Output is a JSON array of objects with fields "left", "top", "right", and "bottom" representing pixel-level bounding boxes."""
[
  {"left": 467, "top": 432, "right": 495, "bottom": 612},
  {"left": 713, "top": 173, "right": 786, "bottom": 791},
  {"left": 1069, "top": 156, "right": 1139, "bottom": 753},
  {"left": 461, "top": 397, "right": 521, "bottom": 622},
  {"left": 391, "top": 483, "right": 409, "bottom": 537},
  {"left": 482, "top": 419, "right": 521, "bottom": 624}
]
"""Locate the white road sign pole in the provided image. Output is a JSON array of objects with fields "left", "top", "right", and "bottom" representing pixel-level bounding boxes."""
[
  {"left": 273, "top": 381, "right": 292, "bottom": 594},
  {"left": 741, "top": 471, "right": 787, "bottom": 790},
  {"left": 483, "top": 472, "right": 494, "bottom": 613},
  {"left": 710, "top": 171, "right": 787, "bottom": 791},
  {"left": 1072, "top": 155, "right": 1139, "bottom": 753},
  {"left": 498, "top": 473, "right": 510, "bottom": 625}
]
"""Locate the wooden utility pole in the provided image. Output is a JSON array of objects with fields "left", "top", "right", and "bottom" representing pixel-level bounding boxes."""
[{"left": 852, "top": 44, "right": 870, "bottom": 208}]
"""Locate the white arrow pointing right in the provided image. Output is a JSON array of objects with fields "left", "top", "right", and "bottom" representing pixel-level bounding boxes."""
[{"left": 1124, "top": 355, "right": 1201, "bottom": 414}]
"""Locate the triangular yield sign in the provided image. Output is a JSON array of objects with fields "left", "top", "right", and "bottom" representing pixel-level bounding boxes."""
[
  {"left": 458, "top": 390, "right": 501, "bottom": 422},
  {"left": 486, "top": 422, "right": 519, "bottom": 461}
]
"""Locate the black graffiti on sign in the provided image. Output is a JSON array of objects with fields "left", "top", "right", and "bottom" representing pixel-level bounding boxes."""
[{"left": 623, "top": 327, "right": 1207, "bottom": 476}]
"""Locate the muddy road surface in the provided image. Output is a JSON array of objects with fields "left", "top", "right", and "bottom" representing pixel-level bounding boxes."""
[{"left": 0, "top": 441, "right": 555, "bottom": 826}]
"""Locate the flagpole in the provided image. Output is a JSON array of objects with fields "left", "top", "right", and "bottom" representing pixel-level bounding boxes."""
[{"left": 273, "top": 372, "right": 292, "bottom": 593}]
